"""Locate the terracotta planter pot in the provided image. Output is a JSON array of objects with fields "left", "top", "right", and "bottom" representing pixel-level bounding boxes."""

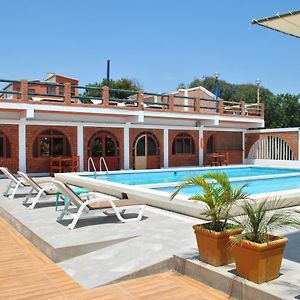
[
  {"left": 193, "top": 224, "right": 243, "bottom": 266},
  {"left": 230, "top": 234, "right": 288, "bottom": 284}
]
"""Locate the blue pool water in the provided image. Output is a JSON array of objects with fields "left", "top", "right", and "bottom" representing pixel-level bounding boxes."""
[
  {"left": 154, "top": 175, "right": 300, "bottom": 196},
  {"left": 85, "top": 166, "right": 300, "bottom": 186}
]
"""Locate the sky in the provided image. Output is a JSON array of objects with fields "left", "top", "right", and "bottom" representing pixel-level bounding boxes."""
[{"left": 1, "top": 0, "right": 300, "bottom": 95}]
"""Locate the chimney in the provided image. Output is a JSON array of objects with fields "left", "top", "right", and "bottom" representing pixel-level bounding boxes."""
[{"left": 47, "top": 72, "right": 55, "bottom": 79}]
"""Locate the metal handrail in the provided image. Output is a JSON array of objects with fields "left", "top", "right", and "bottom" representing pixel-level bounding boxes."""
[
  {"left": 99, "top": 157, "right": 109, "bottom": 176},
  {"left": 87, "top": 157, "right": 97, "bottom": 172}
]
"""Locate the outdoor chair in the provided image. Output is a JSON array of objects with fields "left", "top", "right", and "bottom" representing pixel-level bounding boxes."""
[
  {"left": 52, "top": 180, "right": 146, "bottom": 230},
  {"left": 0, "top": 167, "right": 48, "bottom": 200},
  {"left": 18, "top": 171, "right": 56, "bottom": 209}
]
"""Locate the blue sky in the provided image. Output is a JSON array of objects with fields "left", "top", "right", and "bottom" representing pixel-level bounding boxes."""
[{"left": 1, "top": 0, "right": 300, "bottom": 95}]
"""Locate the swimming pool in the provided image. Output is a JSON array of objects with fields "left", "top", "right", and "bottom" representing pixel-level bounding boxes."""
[
  {"left": 83, "top": 166, "right": 300, "bottom": 186},
  {"left": 155, "top": 175, "right": 300, "bottom": 196},
  {"left": 56, "top": 165, "right": 300, "bottom": 219}
]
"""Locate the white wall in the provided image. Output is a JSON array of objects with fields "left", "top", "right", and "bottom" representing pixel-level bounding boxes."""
[{"left": 245, "top": 159, "right": 300, "bottom": 168}]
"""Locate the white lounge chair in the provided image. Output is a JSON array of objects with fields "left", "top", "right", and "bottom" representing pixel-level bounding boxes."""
[
  {"left": 0, "top": 167, "right": 29, "bottom": 199},
  {"left": 0, "top": 167, "right": 48, "bottom": 200},
  {"left": 18, "top": 172, "right": 56, "bottom": 209},
  {"left": 52, "top": 180, "right": 146, "bottom": 230}
]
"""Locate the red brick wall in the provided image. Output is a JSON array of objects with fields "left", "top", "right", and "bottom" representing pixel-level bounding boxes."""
[
  {"left": 83, "top": 127, "right": 124, "bottom": 170},
  {"left": 10, "top": 76, "right": 79, "bottom": 100},
  {"left": 0, "top": 125, "right": 19, "bottom": 173},
  {"left": 130, "top": 128, "right": 164, "bottom": 169},
  {"left": 203, "top": 131, "right": 243, "bottom": 165},
  {"left": 26, "top": 125, "right": 77, "bottom": 173},
  {"left": 168, "top": 130, "right": 199, "bottom": 167},
  {"left": 245, "top": 131, "right": 298, "bottom": 159}
]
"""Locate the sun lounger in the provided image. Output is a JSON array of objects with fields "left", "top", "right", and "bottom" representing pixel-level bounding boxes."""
[
  {"left": 18, "top": 172, "right": 56, "bottom": 209},
  {"left": 0, "top": 167, "right": 48, "bottom": 199},
  {"left": 0, "top": 167, "right": 29, "bottom": 199},
  {"left": 52, "top": 180, "right": 146, "bottom": 230}
]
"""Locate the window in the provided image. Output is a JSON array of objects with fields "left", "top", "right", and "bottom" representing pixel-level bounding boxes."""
[
  {"left": 59, "top": 86, "right": 64, "bottom": 95},
  {"left": 147, "top": 136, "right": 157, "bottom": 156},
  {"left": 47, "top": 86, "right": 56, "bottom": 95},
  {"left": 88, "top": 132, "right": 119, "bottom": 158},
  {"left": 71, "top": 86, "right": 76, "bottom": 97},
  {"left": 136, "top": 136, "right": 145, "bottom": 156},
  {"left": 0, "top": 131, "right": 11, "bottom": 158},
  {"left": 172, "top": 133, "right": 195, "bottom": 155},
  {"left": 33, "top": 129, "right": 71, "bottom": 157}
]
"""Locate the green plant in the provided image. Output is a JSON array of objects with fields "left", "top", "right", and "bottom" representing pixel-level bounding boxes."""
[
  {"left": 232, "top": 199, "right": 300, "bottom": 243},
  {"left": 170, "top": 172, "right": 249, "bottom": 232}
]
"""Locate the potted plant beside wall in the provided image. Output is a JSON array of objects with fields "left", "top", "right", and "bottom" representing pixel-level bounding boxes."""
[
  {"left": 171, "top": 172, "right": 249, "bottom": 266},
  {"left": 230, "top": 199, "right": 300, "bottom": 284}
]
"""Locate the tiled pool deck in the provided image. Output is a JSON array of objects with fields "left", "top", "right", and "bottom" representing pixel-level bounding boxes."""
[{"left": 0, "top": 177, "right": 299, "bottom": 299}]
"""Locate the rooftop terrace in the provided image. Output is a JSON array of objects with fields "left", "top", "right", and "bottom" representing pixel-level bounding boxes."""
[{"left": 0, "top": 79, "right": 264, "bottom": 120}]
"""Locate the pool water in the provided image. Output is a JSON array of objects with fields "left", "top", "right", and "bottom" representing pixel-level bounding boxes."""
[
  {"left": 86, "top": 166, "right": 300, "bottom": 186},
  {"left": 154, "top": 175, "right": 300, "bottom": 196}
]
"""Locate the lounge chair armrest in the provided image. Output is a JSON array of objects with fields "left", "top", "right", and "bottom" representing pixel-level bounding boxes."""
[{"left": 79, "top": 192, "right": 97, "bottom": 199}]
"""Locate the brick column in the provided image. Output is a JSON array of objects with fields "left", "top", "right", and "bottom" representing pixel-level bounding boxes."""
[
  {"left": 169, "top": 94, "right": 174, "bottom": 111},
  {"left": 137, "top": 90, "right": 144, "bottom": 110},
  {"left": 218, "top": 99, "right": 224, "bottom": 114},
  {"left": 195, "top": 97, "right": 201, "bottom": 113},
  {"left": 102, "top": 86, "right": 109, "bottom": 107},
  {"left": 240, "top": 100, "right": 246, "bottom": 116},
  {"left": 260, "top": 103, "right": 264, "bottom": 118},
  {"left": 64, "top": 83, "right": 71, "bottom": 104},
  {"left": 20, "top": 80, "right": 28, "bottom": 101}
]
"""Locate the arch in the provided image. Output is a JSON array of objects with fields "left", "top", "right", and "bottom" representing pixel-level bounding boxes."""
[
  {"left": 87, "top": 131, "right": 120, "bottom": 170},
  {"left": 0, "top": 131, "right": 11, "bottom": 158},
  {"left": 248, "top": 136, "right": 295, "bottom": 160},
  {"left": 133, "top": 131, "right": 160, "bottom": 169},
  {"left": 33, "top": 129, "right": 71, "bottom": 157},
  {"left": 206, "top": 134, "right": 214, "bottom": 154},
  {"left": 172, "top": 132, "right": 195, "bottom": 155}
]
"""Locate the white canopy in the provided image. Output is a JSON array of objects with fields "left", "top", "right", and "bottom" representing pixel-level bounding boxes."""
[{"left": 252, "top": 10, "right": 300, "bottom": 38}]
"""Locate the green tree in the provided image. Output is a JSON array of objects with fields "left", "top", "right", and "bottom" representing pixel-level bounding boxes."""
[
  {"left": 179, "top": 76, "right": 300, "bottom": 128},
  {"left": 82, "top": 78, "right": 141, "bottom": 103}
]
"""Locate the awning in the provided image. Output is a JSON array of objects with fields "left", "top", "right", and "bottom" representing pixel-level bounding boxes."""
[{"left": 252, "top": 10, "right": 300, "bottom": 38}]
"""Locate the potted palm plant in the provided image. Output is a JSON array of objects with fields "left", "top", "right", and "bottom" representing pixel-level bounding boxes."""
[
  {"left": 171, "top": 172, "right": 249, "bottom": 266},
  {"left": 230, "top": 199, "right": 300, "bottom": 284}
]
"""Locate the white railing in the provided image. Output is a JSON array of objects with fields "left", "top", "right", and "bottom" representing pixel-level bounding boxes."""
[{"left": 248, "top": 136, "right": 295, "bottom": 160}]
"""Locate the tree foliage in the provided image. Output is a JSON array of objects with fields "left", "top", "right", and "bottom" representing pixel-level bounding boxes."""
[
  {"left": 179, "top": 76, "right": 300, "bottom": 128},
  {"left": 82, "top": 78, "right": 141, "bottom": 102}
]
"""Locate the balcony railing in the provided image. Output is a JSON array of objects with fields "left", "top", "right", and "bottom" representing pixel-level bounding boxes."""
[{"left": 0, "top": 79, "right": 264, "bottom": 118}]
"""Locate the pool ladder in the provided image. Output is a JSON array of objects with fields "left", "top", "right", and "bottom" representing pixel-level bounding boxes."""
[{"left": 87, "top": 157, "right": 109, "bottom": 177}]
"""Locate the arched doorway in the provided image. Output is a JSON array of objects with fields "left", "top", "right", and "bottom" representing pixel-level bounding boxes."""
[
  {"left": 206, "top": 134, "right": 214, "bottom": 154},
  {"left": 88, "top": 131, "right": 120, "bottom": 170},
  {"left": 134, "top": 132, "right": 160, "bottom": 169},
  {"left": 32, "top": 129, "right": 72, "bottom": 173}
]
